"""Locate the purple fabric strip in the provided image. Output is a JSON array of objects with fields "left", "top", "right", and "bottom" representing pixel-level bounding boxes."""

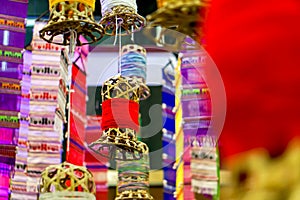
[
  {"left": 0, "top": 62, "right": 22, "bottom": 79},
  {"left": 182, "top": 99, "right": 211, "bottom": 118},
  {"left": 0, "top": 1, "right": 28, "bottom": 18},
  {"left": 0, "top": 14, "right": 26, "bottom": 34},
  {"left": 0, "top": 62, "right": 23, "bottom": 80},
  {"left": 0, "top": 77, "right": 21, "bottom": 95},
  {"left": 0, "top": 93, "right": 21, "bottom": 112},
  {"left": 181, "top": 67, "right": 206, "bottom": 85},
  {"left": 0, "top": 162, "right": 13, "bottom": 177},
  {"left": 0, "top": 45, "right": 23, "bottom": 64},
  {"left": 0, "top": 30, "right": 26, "bottom": 48},
  {"left": 0, "top": 156, "right": 15, "bottom": 165},
  {"left": 183, "top": 127, "right": 209, "bottom": 137},
  {"left": 0, "top": 127, "right": 17, "bottom": 144},
  {"left": 162, "top": 138, "right": 176, "bottom": 155},
  {"left": 163, "top": 166, "right": 177, "bottom": 183}
]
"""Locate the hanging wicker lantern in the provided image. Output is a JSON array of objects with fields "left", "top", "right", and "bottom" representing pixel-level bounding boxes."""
[
  {"left": 38, "top": 162, "right": 96, "bottom": 200},
  {"left": 89, "top": 44, "right": 150, "bottom": 161},
  {"left": 88, "top": 75, "right": 149, "bottom": 161},
  {"left": 145, "top": 0, "right": 210, "bottom": 48},
  {"left": 39, "top": 0, "right": 105, "bottom": 46}
]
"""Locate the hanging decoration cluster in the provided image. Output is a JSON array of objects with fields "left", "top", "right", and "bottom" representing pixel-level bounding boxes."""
[
  {"left": 39, "top": 0, "right": 146, "bottom": 47},
  {"left": 37, "top": 0, "right": 153, "bottom": 198},
  {"left": 89, "top": 44, "right": 150, "bottom": 161}
]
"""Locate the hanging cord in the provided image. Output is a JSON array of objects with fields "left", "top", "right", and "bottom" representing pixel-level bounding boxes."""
[
  {"left": 118, "top": 20, "right": 122, "bottom": 73},
  {"left": 155, "top": 26, "right": 165, "bottom": 47},
  {"left": 113, "top": 16, "right": 119, "bottom": 46},
  {"left": 131, "top": 25, "right": 134, "bottom": 42},
  {"left": 162, "top": 59, "right": 175, "bottom": 83},
  {"left": 66, "top": 29, "right": 77, "bottom": 153},
  {"left": 69, "top": 29, "right": 77, "bottom": 59},
  {"left": 113, "top": 17, "right": 123, "bottom": 73}
]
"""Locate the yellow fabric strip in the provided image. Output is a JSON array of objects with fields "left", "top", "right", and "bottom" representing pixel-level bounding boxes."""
[{"left": 49, "top": 0, "right": 95, "bottom": 10}]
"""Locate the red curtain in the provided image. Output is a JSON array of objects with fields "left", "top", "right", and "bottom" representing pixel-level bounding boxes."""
[{"left": 204, "top": 0, "right": 300, "bottom": 159}]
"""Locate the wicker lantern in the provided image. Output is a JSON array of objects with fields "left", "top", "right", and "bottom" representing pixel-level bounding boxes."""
[
  {"left": 89, "top": 44, "right": 150, "bottom": 161},
  {"left": 89, "top": 75, "right": 149, "bottom": 161},
  {"left": 146, "top": 0, "right": 210, "bottom": 48},
  {"left": 38, "top": 162, "right": 96, "bottom": 200},
  {"left": 39, "top": 0, "right": 104, "bottom": 46}
]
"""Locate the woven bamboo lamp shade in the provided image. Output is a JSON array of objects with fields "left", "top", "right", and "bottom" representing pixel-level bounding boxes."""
[
  {"left": 38, "top": 162, "right": 96, "bottom": 200},
  {"left": 39, "top": 0, "right": 104, "bottom": 45},
  {"left": 146, "top": 0, "right": 210, "bottom": 48},
  {"left": 88, "top": 75, "right": 149, "bottom": 161}
]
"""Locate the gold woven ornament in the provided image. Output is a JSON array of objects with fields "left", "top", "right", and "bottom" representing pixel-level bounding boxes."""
[
  {"left": 146, "top": 0, "right": 210, "bottom": 46},
  {"left": 115, "top": 190, "right": 154, "bottom": 200},
  {"left": 39, "top": 0, "right": 104, "bottom": 45},
  {"left": 88, "top": 75, "right": 149, "bottom": 160},
  {"left": 38, "top": 162, "right": 96, "bottom": 200},
  {"left": 89, "top": 128, "right": 149, "bottom": 160},
  {"left": 101, "top": 75, "right": 141, "bottom": 101},
  {"left": 122, "top": 44, "right": 146, "bottom": 58},
  {"left": 100, "top": 0, "right": 146, "bottom": 35},
  {"left": 143, "top": 27, "right": 194, "bottom": 52}
]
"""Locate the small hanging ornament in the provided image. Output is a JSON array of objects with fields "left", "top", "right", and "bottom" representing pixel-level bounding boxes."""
[
  {"left": 99, "top": 0, "right": 146, "bottom": 35},
  {"left": 39, "top": 0, "right": 105, "bottom": 46},
  {"left": 116, "top": 148, "right": 154, "bottom": 200}
]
